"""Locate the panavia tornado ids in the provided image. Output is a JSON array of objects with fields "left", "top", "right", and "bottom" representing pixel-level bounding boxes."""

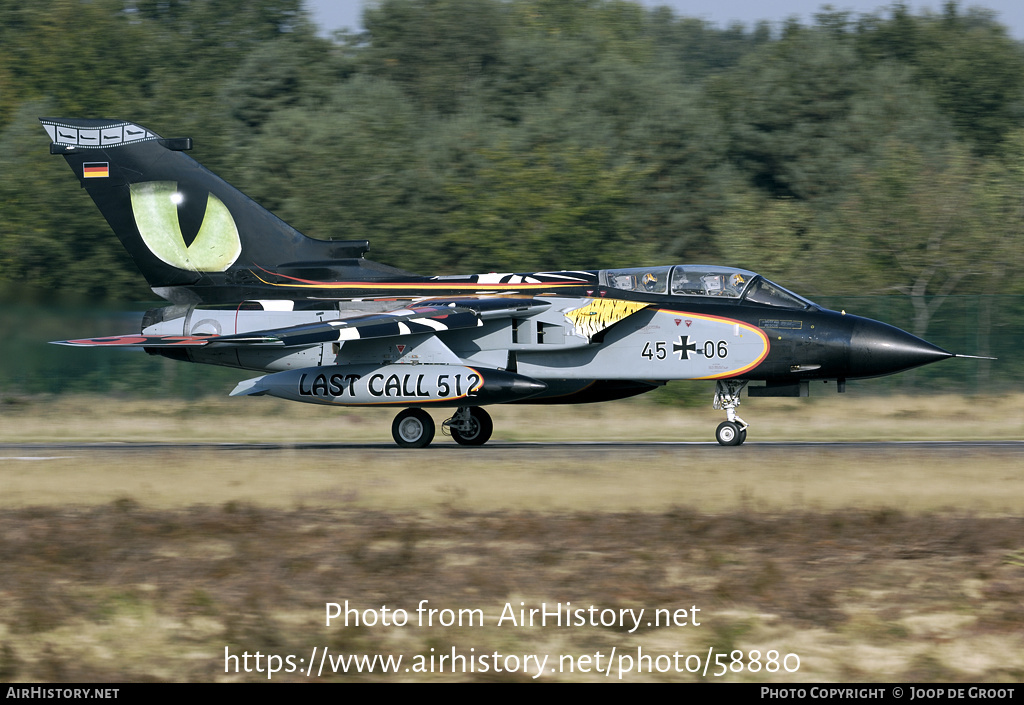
[{"left": 43, "top": 117, "right": 975, "bottom": 447}]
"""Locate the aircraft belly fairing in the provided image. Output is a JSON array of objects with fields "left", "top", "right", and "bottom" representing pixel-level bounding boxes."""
[{"left": 43, "top": 117, "right": 981, "bottom": 447}]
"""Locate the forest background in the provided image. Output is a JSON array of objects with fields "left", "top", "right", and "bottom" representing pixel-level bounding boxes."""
[{"left": 1, "top": 0, "right": 1022, "bottom": 395}]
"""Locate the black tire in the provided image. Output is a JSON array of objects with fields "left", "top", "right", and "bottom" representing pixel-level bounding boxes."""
[
  {"left": 451, "top": 407, "right": 493, "bottom": 446},
  {"left": 737, "top": 428, "right": 747, "bottom": 445},
  {"left": 392, "top": 409, "right": 435, "bottom": 448},
  {"left": 716, "top": 421, "right": 743, "bottom": 446}
]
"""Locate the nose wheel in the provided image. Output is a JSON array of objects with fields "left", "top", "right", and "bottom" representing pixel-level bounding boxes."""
[
  {"left": 713, "top": 380, "right": 749, "bottom": 446},
  {"left": 716, "top": 421, "right": 747, "bottom": 446}
]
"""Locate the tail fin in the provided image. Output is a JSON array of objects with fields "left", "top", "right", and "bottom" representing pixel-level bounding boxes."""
[{"left": 41, "top": 118, "right": 397, "bottom": 303}]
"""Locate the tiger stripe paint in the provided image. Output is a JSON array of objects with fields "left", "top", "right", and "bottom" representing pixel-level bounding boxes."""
[
  {"left": 250, "top": 267, "right": 589, "bottom": 293},
  {"left": 564, "top": 298, "right": 648, "bottom": 340}
]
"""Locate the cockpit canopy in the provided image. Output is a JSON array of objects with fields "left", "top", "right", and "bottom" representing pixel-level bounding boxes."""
[{"left": 598, "top": 265, "right": 815, "bottom": 310}]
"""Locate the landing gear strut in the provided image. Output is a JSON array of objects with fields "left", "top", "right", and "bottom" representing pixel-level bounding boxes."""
[
  {"left": 392, "top": 408, "right": 435, "bottom": 448},
  {"left": 713, "top": 380, "right": 748, "bottom": 446},
  {"left": 444, "top": 407, "right": 493, "bottom": 446}
]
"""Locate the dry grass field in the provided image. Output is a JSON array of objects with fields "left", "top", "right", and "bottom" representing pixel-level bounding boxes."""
[
  {"left": 1, "top": 394, "right": 1022, "bottom": 682},
  {"left": 1, "top": 391, "right": 1023, "bottom": 444}
]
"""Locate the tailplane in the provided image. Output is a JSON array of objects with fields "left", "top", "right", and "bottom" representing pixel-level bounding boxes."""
[{"left": 41, "top": 118, "right": 408, "bottom": 303}]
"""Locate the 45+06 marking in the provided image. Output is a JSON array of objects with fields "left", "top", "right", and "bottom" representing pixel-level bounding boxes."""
[{"left": 642, "top": 336, "right": 729, "bottom": 361}]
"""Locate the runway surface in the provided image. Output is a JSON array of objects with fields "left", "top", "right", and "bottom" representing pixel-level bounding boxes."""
[{"left": 3, "top": 440, "right": 1023, "bottom": 451}]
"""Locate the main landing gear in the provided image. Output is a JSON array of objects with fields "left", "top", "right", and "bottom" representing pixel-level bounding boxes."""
[
  {"left": 443, "top": 407, "right": 493, "bottom": 446},
  {"left": 392, "top": 408, "right": 435, "bottom": 448},
  {"left": 713, "top": 380, "right": 749, "bottom": 446},
  {"left": 390, "top": 407, "right": 493, "bottom": 448}
]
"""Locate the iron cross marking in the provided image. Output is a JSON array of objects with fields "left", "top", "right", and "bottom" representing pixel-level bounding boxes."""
[{"left": 673, "top": 335, "right": 698, "bottom": 360}]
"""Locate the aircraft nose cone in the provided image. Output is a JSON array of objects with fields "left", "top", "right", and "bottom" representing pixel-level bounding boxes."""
[{"left": 849, "top": 317, "right": 952, "bottom": 378}]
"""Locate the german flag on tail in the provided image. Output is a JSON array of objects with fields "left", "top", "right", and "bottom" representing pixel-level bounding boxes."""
[{"left": 83, "top": 162, "right": 108, "bottom": 178}]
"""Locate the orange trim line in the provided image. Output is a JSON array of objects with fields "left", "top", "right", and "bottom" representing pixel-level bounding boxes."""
[
  {"left": 250, "top": 267, "right": 587, "bottom": 291},
  {"left": 657, "top": 309, "right": 771, "bottom": 379}
]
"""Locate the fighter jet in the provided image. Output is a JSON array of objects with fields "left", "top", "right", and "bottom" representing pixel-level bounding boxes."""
[{"left": 42, "top": 117, "right": 972, "bottom": 447}]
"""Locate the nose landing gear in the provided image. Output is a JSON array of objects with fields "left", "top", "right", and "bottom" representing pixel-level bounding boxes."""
[{"left": 713, "top": 380, "right": 749, "bottom": 446}]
